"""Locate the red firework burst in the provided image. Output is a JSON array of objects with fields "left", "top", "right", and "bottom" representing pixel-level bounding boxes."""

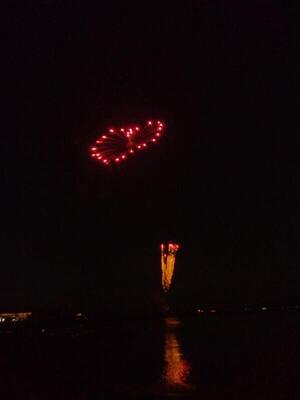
[{"left": 89, "top": 120, "right": 164, "bottom": 165}]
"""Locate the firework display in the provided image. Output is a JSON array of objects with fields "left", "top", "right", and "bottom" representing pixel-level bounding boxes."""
[
  {"left": 90, "top": 120, "right": 164, "bottom": 165},
  {"left": 161, "top": 243, "right": 180, "bottom": 292}
]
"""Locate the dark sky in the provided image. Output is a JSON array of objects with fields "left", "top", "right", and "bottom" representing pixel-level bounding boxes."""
[{"left": 4, "top": 1, "right": 298, "bottom": 313}]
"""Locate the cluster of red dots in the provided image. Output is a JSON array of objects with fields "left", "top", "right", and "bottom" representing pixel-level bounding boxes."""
[
  {"left": 161, "top": 242, "right": 180, "bottom": 254},
  {"left": 90, "top": 120, "right": 164, "bottom": 165}
]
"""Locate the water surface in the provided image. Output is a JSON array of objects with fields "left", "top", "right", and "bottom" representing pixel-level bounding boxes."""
[{"left": 0, "top": 313, "right": 299, "bottom": 399}]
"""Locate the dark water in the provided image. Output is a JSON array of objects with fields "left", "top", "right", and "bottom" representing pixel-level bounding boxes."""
[{"left": 0, "top": 313, "right": 299, "bottom": 399}]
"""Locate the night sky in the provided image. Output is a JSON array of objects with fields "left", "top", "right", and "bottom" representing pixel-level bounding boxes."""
[{"left": 4, "top": 2, "right": 298, "bottom": 313}]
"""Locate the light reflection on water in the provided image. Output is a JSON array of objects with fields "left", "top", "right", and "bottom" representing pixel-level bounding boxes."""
[{"left": 163, "top": 317, "right": 193, "bottom": 389}]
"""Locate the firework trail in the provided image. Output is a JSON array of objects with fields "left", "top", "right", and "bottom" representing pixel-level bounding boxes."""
[{"left": 161, "top": 243, "right": 180, "bottom": 292}]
